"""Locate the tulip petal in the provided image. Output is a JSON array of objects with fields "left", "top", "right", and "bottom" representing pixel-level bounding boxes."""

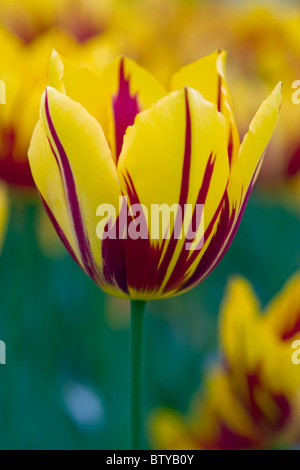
[
  {"left": 29, "top": 120, "right": 82, "bottom": 266},
  {"left": 29, "top": 87, "right": 127, "bottom": 296},
  {"left": 49, "top": 50, "right": 110, "bottom": 137},
  {"left": 101, "top": 56, "right": 166, "bottom": 162},
  {"left": 171, "top": 50, "right": 240, "bottom": 168},
  {"left": 181, "top": 83, "right": 282, "bottom": 292},
  {"left": 234, "top": 82, "right": 282, "bottom": 199},
  {"left": 220, "top": 277, "right": 261, "bottom": 369},
  {"left": 265, "top": 272, "right": 300, "bottom": 342},
  {"left": 117, "top": 87, "right": 229, "bottom": 298}
]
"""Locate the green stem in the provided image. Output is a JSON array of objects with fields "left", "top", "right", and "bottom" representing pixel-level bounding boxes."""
[{"left": 130, "top": 300, "right": 146, "bottom": 450}]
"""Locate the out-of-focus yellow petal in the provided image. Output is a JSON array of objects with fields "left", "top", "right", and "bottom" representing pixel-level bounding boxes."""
[
  {"left": 171, "top": 50, "right": 240, "bottom": 167},
  {"left": 49, "top": 50, "right": 110, "bottom": 138},
  {"left": 265, "top": 272, "right": 300, "bottom": 343},
  {"left": 198, "top": 368, "right": 258, "bottom": 447},
  {"left": 0, "top": 81, "right": 5, "bottom": 104},
  {"left": 117, "top": 87, "right": 229, "bottom": 298},
  {"left": 220, "top": 276, "right": 261, "bottom": 370},
  {"left": 101, "top": 56, "right": 166, "bottom": 162},
  {"left": 29, "top": 87, "right": 122, "bottom": 295},
  {"left": 150, "top": 409, "right": 199, "bottom": 450}
]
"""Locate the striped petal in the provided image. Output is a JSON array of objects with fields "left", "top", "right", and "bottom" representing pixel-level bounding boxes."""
[
  {"left": 28, "top": 86, "right": 127, "bottom": 297},
  {"left": 100, "top": 56, "right": 166, "bottom": 163},
  {"left": 265, "top": 273, "right": 300, "bottom": 342},
  {"left": 220, "top": 277, "right": 261, "bottom": 371},
  {"left": 116, "top": 87, "right": 229, "bottom": 298},
  {"left": 171, "top": 50, "right": 240, "bottom": 168},
  {"left": 49, "top": 50, "right": 110, "bottom": 138},
  {"left": 180, "top": 83, "right": 282, "bottom": 292}
]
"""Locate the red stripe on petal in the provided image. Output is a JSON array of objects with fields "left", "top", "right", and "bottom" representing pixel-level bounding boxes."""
[
  {"left": 281, "top": 315, "right": 300, "bottom": 341},
  {"left": 101, "top": 198, "right": 129, "bottom": 295},
  {"left": 162, "top": 153, "right": 217, "bottom": 293},
  {"left": 217, "top": 73, "right": 222, "bottom": 113},
  {"left": 113, "top": 58, "right": 141, "bottom": 161},
  {"left": 44, "top": 91, "right": 100, "bottom": 284},
  {"left": 38, "top": 189, "right": 81, "bottom": 269},
  {"left": 182, "top": 158, "right": 262, "bottom": 291}
]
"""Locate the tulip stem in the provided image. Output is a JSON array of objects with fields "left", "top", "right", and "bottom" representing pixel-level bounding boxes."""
[{"left": 130, "top": 300, "right": 146, "bottom": 450}]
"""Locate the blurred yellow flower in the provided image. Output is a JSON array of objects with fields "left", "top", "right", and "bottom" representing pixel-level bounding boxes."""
[
  {"left": 152, "top": 274, "right": 300, "bottom": 450},
  {"left": 0, "top": 0, "right": 113, "bottom": 43},
  {"left": 29, "top": 51, "right": 281, "bottom": 300},
  {"left": 0, "top": 25, "right": 117, "bottom": 189},
  {"left": 226, "top": 5, "right": 300, "bottom": 190}
]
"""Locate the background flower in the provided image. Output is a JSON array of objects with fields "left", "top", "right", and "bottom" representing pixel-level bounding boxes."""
[{"left": 151, "top": 274, "right": 300, "bottom": 450}]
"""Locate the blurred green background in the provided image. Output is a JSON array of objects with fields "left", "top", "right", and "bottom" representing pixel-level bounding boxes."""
[{"left": 0, "top": 191, "right": 299, "bottom": 449}]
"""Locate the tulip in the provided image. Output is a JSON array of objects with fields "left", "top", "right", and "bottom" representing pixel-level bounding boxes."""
[
  {"left": 29, "top": 50, "right": 281, "bottom": 299},
  {"left": 151, "top": 274, "right": 300, "bottom": 450},
  {"left": 28, "top": 51, "right": 281, "bottom": 449}
]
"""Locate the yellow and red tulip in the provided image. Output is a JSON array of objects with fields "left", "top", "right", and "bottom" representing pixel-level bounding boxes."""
[
  {"left": 28, "top": 51, "right": 281, "bottom": 300},
  {"left": 152, "top": 274, "right": 300, "bottom": 450}
]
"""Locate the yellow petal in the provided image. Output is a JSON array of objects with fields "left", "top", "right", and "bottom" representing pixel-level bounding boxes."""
[
  {"left": 220, "top": 276, "right": 261, "bottom": 369},
  {"left": 100, "top": 55, "right": 166, "bottom": 162},
  {"left": 49, "top": 50, "right": 110, "bottom": 138},
  {"left": 150, "top": 409, "right": 198, "bottom": 450},
  {"left": 117, "top": 87, "right": 229, "bottom": 298},
  {"left": 199, "top": 368, "right": 257, "bottom": 447},
  {"left": 29, "top": 87, "right": 126, "bottom": 297},
  {"left": 265, "top": 272, "right": 300, "bottom": 342},
  {"left": 231, "top": 82, "right": 282, "bottom": 205},
  {"left": 171, "top": 50, "right": 240, "bottom": 168},
  {"left": 197, "top": 83, "right": 282, "bottom": 286}
]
